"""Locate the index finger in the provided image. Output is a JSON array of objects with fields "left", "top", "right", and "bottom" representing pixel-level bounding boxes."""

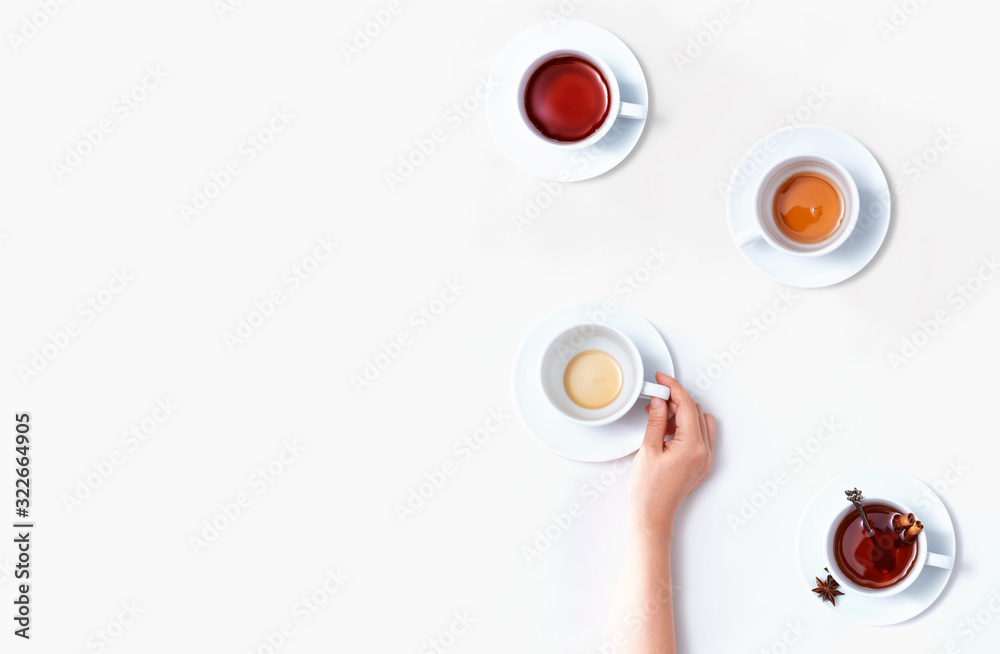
[{"left": 654, "top": 372, "right": 700, "bottom": 437}]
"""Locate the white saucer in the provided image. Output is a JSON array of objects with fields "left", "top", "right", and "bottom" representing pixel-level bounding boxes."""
[
  {"left": 487, "top": 20, "right": 648, "bottom": 182},
  {"left": 727, "top": 125, "right": 891, "bottom": 288},
  {"left": 511, "top": 302, "right": 673, "bottom": 462},
  {"left": 795, "top": 469, "right": 956, "bottom": 626}
]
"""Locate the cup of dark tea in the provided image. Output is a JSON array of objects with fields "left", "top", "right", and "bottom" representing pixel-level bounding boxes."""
[
  {"left": 517, "top": 49, "right": 646, "bottom": 149},
  {"left": 735, "top": 153, "right": 860, "bottom": 256},
  {"left": 824, "top": 496, "right": 952, "bottom": 597}
]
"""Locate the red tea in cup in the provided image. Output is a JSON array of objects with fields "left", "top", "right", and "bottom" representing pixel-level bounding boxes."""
[
  {"left": 523, "top": 55, "right": 610, "bottom": 143},
  {"left": 833, "top": 502, "right": 918, "bottom": 590}
]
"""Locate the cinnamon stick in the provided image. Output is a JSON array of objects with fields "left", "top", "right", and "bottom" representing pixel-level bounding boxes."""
[
  {"left": 892, "top": 513, "right": 916, "bottom": 530},
  {"left": 903, "top": 521, "right": 923, "bottom": 543}
]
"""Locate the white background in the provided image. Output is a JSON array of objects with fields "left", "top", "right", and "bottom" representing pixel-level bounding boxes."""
[{"left": 2, "top": 0, "right": 1000, "bottom": 652}]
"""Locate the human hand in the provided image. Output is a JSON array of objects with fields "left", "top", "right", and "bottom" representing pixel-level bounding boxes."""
[{"left": 628, "top": 372, "right": 716, "bottom": 535}]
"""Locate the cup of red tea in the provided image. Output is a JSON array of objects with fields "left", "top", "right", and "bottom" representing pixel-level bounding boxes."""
[
  {"left": 517, "top": 49, "right": 646, "bottom": 149},
  {"left": 735, "top": 153, "right": 860, "bottom": 256},
  {"left": 824, "top": 497, "right": 952, "bottom": 597}
]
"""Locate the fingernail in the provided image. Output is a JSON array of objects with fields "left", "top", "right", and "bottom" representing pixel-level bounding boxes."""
[{"left": 651, "top": 396, "right": 665, "bottom": 409}]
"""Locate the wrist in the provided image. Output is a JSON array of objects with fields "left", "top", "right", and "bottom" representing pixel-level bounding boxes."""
[
  {"left": 627, "top": 522, "right": 673, "bottom": 575},
  {"left": 628, "top": 501, "right": 678, "bottom": 533},
  {"left": 628, "top": 510, "right": 675, "bottom": 545}
]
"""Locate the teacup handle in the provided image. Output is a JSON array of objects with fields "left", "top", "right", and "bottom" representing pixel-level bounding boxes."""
[
  {"left": 619, "top": 101, "right": 646, "bottom": 120},
  {"left": 926, "top": 552, "right": 954, "bottom": 570},
  {"left": 639, "top": 381, "right": 670, "bottom": 401},
  {"left": 734, "top": 225, "right": 763, "bottom": 248}
]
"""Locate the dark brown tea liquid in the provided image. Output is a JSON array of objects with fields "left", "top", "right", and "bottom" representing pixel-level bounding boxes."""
[{"left": 833, "top": 502, "right": 918, "bottom": 590}]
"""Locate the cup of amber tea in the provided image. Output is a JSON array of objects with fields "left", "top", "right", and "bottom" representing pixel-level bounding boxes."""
[
  {"left": 824, "top": 496, "right": 952, "bottom": 597},
  {"left": 735, "top": 153, "right": 860, "bottom": 257}
]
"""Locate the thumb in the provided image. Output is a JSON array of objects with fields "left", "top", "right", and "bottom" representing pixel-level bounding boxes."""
[{"left": 642, "top": 396, "right": 668, "bottom": 452}]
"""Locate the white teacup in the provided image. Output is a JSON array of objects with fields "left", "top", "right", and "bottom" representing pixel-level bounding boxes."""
[
  {"left": 735, "top": 153, "right": 860, "bottom": 257},
  {"left": 825, "top": 496, "right": 953, "bottom": 598},
  {"left": 539, "top": 323, "right": 669, "bottom": 426},
  {"left": 517, "top": 48, "right": 646, "bottom": 150}
]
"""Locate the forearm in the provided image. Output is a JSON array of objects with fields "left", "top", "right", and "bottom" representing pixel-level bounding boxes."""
[
  {"left": 610, "top": 376, "right": 714, "bottom": 653},
  {"left": 624, "top": 523, "right": 676, "bottom": 654}
]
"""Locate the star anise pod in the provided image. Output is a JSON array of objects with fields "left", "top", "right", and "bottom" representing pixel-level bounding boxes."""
[{"left": 812, "top": 568, "right": 845, "bottom": 606}]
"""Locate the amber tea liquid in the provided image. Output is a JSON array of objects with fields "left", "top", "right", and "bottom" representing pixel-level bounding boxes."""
[{"left": 773, "top": 172, "right": 844, "bottom": 244}]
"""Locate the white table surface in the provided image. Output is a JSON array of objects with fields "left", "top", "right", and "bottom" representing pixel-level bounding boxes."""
[{"left": 2, "top": 0, "right": 999, "bottom": 651}]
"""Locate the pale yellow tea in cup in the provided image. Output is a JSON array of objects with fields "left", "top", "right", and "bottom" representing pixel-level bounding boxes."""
[{"left": 563, "top": 349, "right": 623, "bottom": 409}]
